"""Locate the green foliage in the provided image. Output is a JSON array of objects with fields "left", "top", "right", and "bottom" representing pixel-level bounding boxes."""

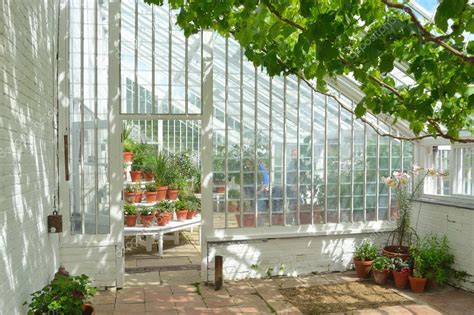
[
  {"left": 139, "top": 206, "right": 154, "bottom": 216},
  {"left": 124, "top": 183, "right": 141, "bottom": 193},
  {"left": 228, "top": 189, "right": 240, "bottom": 199},
  {"left": 145, "top": 0, "right": 474, "bottom": 142},
  {"left": 148, "top": 153, "right": 171, "bottom": 187},
  {"left": 371, "top": 256, "right": 391, "bottom": 272},
  {"left": 174, "top": 199, "right": 189, "bottom": 211},
  {"left": 180, "top": 194, "right": 201, "bottom": 211},
  {"left": 145, "top": 183, "right": 157, "bottom": 192},
  {"left": 124, "top": 203, "right": 138, "bottom": 215},
  {"left": 391, "top": 257, "right": 410, "bottom": 272},
  {"left": 27, "top": 274, "right": 96, "bottom": 315},
  {"left": 155, "top": 200, "right": 175, "bottom": 213},
  {"left": 354, "top": 240, "right": 378, "bottom": 261}
]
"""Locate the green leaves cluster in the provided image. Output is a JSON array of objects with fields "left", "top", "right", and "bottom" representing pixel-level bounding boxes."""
[{"left": 145, "top": 0, "right": 474, "bottom": 142}]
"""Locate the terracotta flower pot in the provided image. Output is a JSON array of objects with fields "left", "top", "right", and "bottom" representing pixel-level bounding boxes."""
[
  {"left": 130, "top": 171, "right": 142, "bottom": 182},
  {"left": 155, "top": 213, "right": 167, "bottom": 226},
  {"left": 125, "top": 215, "right": 138, "bottom": 227},
  {"left": 123, "top": 152, "right": 133, "bottom": 163},
  {"left": 393, "top": 270, "right": 409, "bottom": 289},
  {"left": 167, "top": 189, "right": 179, "bottom": 200},
  {"left": 82, "top": 303, "right": 96, "bottom": 315},
  {"left": 409, "top": 276, "right": 427, "bottom": 293},
  {"left": 156, "top": 186, "right": 168, "bottom": 201},
  {"left": 186, "top": 210, "right": 196, "bottom": 219},
  {"left": 143, "top": 172, "right": 154, "bottom": 181},
  {"left": 176, "top": 210, "right": 188, "bottom": 221},
  {"left": 382, "top": 245, "right": 410, "bottom": 260},
  {"left": 373, "top": 270, "right": 390, "bottom": 285},
  {"left": 140, "top": 215, "right": 154, "bottom": 227},
  {"left": 145, "top": 191, "right": 158, "bottom": 203},
  {"left": 124, "top": 192, "right": 137, "bottom": 204},
  {"left": 163, "top": 212, "right": 172, "bottom": 224},
  {"left": 353, "top": 259, "right": 373, "bottom": 279},
  {"left": 134, "top": 192, "right": 143, "bottom": 203}
]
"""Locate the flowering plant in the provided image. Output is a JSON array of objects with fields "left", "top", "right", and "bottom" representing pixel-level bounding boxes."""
[{"left": 383, "top": 165, "right": 446, "bottom": 247}]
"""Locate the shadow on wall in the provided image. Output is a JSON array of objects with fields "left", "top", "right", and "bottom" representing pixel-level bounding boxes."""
[
  {"left": 206, "top": 226, "right": 389, "bottom": 281},
  {"left": 0, "top": 0, "right": 59, "bottom": 313}
]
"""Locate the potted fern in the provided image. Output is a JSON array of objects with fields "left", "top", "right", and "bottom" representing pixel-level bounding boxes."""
[{"left": 353, "top": 240, "right": 378, "bottom": 279}]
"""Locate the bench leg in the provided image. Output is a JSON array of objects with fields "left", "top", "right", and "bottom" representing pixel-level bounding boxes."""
[
  {"left": 145, "top": 235, "right": 153, "bottom": 252},
  {"left": 174, "top": 231, "right": 180, "bottom": 245},
  {"left": 158, "top": 232, "right": 164, "bottom": 258}
]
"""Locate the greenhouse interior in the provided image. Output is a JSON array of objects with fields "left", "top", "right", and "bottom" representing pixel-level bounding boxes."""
[{"left": 1, "top": 0, "right": 473, "bottom": 314}]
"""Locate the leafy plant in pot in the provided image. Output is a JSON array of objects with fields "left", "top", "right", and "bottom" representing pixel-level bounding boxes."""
[
  {"left": 174, "top": 199, "right": 189, "bottom": 221},
  {"left": 139, "top": 207, "right": 155, "bottom": 227},
  {"left": 122, "top": 124, "right": 134, "bottom": 162},
  {"left": 124, "top": 203, "right": 138, "bottom": 227},
  {"left": 371, "top": 256, "right": 392, "bottom": 285},
  {"left": 145, "top": 183, "right": 158, "bottom": 203},
  {"left": 391, "top": 257, "right": 411, "bottom": 289},
  {"left": 408, "top": 244, "right": 429, "bottom": 293},
  {"left": 149, "top": 153, "right": 170, "bottom": 200},
  {"left": 26, "top": 270, "right": 96, "bottom": 315},
  {"left": 353, "top": 240, "right": 378, "bottom": 279},
  {"left": 155, "top": 200, "right": 174, "bottom": 226},
  {"left": 181, "top": 194, "right": 200, "bottom": 219},
  {"left": 130, "top": 160, "right": 143, "bottom": 182},
  {"left": 382, "top": 166, "right": 445, "bottom": 259},
  {"left": 123, "top": 183, "right": 141, "bottom": 204}
]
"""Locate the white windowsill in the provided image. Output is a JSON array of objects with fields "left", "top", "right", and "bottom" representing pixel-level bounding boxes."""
[
  {"left": 416, "top": 194, "right": 474, "bottom": 210},
  {"left": 207, "top": 221, "right": 396, "bottom": 242}
]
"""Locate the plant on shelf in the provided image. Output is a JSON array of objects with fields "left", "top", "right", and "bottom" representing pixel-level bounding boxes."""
[
  {"left": 174, "top": 199, "right": 189, "bottom": 221},
  {"left": 166, "top": 165, "right": 186, "bottom": 200},
  {"left": 130, "top": 159, "right": 144, "bottom": 182},
  {"left": 139, "top": 206, "right": 155, "bottom": 227},
  {"left": 145, "top": 183, "right": 158, "bottom": 203},
  {"left": 180, "top": 194, "right": 201, "bottom": 219},
  {"left": 123, "top": 123, "right": 134, "bottom": 162},
  {"left": 148, "top": 152, "right": 170, "bottom": 200},
  {"left": 123, "top": 183, "right": 141, "bottom": 203},
  {"left": 391, "top": 257, "right": 411, "bottom": 289},
  {"left": 124, "top": 203, "right": 138, "bottom": 227},
  {"left": 382, "top": 165, "right": 446, "bottom": 259},
  {"left": 353, "top": 240, "right": 378, "bottom": 279},
  {"left": 371, "top": 256, "right": 392, "bottom": 285},
  {"left": 155, "top": 200, "right": 174, "bottom": 225},
  {"left": 26, "top": 269, "right": 96, "bottom": 315}
]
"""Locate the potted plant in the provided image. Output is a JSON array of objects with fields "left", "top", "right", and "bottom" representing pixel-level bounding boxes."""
[
  {"left": 181, "top": 194, "right": 200, "bottom": 219},
  {"left": 139, "top": 207, "right": 155, "bottom": 227},
  {"left": 228, "top": 189, "right": 240, "bottom": 212},
  {"left": 174, "top": 199, "right": 189, "bottom": 221},
  {"left": 145, "top": 183, "right": 158, "bottom": 203},
  {"left": 155, "top": 200, "right": 174, "bottom": 226},
  {"left": 408, "top": 244, "right": 428, "bottom": 293},
  {"left": 391, "top": 257, "right": 410, "bottom": 289},
  {"left": 382, "top": 166, "right": 445, "bottom": 259},
  {"left": 123, "top": 183, "right": 141, "bottom": 204},
  {"left": 26, "top": 270, "right": 96, "bottom": 315},
  {"left": 142, "top": 163, "right": 154, "bottom": 181},
  {"left": 130, "top": 160, "right": 143, "bottom": 182},
  {"left": 124, "top": 203, "right": 138, "bottom": 227},
  {"left": 149, "top": 153, "right": 170, "bottom": 200},
  {"left": 123, "top": 124, "right": 134, "bottom": 162},
  {"left": 353, "top": 240, "right": 378, "bottom": 279},
  {"left": 371, "top": 256, "right": 391, "bottom": 285}
]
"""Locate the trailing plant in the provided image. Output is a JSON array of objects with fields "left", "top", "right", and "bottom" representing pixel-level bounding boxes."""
[
  {"left": 26, "top": 274, "right": 96, "bottom": 315},
  {"left": 124, "top": 203, "right": 138, "bottom": 215},
  {"left": 371, "top": 256, "right": 392, "bottom": 272},
  {"left": 353, "top": 240, "right": 378, "bottom": 261},
  {"left": 145, "top": 0, "right": 474, "bottom": 144}
]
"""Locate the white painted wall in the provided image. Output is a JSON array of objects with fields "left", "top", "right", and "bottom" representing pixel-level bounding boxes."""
[
  {"left": 412, "top": 201, "right": 474, "bottom": 292},
  {"left": 206, "top": 230, "right": 390, "bottom": 281},
  {"left": 0, "top": 0, "right": 59, "bottom": 313}
]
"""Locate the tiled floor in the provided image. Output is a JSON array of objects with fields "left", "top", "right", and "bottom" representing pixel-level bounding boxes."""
[{"left": 94, "top": 231, "right": 474, "bottom": 314}]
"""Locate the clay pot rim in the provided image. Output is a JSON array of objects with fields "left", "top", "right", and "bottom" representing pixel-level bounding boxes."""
[{"left": 353, "top": 259, "right": 374, "bottom": 265}]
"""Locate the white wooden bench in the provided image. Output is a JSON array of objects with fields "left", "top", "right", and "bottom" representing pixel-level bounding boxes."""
[{"left": 124, "top": 215, "right": 201, "bottom": 257}]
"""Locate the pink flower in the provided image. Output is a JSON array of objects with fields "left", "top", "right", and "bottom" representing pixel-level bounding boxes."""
[
  {"left": 383, "top": 177, "right": 397, "bottom": 188},
  {"left": 412, "top": 165, "right": 423, "bottom": 175}
]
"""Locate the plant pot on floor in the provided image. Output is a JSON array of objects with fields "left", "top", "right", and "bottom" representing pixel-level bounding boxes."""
[
  {"left": 382, "top": 245, "right": 410, "bottom": 260},
  {"left": 176, "top": 210, "right": 188, "bottom": 221},
  {"left": 373, "top": 270, "right": 390, "bottom": 285},
  {"left": 409, "top": 276, "right": 427, "bottom": 293},
  {"left": 145, "top": 192, "right": 157, "bottom": 203},
  {"left": 123, "top": 152, "right": 133, "bottom": 162},
  {"left": 82, "top": 303, "right": 96, "bottom": 315},
  {"left": 353, "top": 259, "right": 373, "bottom": 279},
  {"left": 130, "top": 171, "right": 142, "bottom": 182},
  {"left": 125, "top": 215, "right": 138, "bottom": 227},
  {"left": 156, "top": 186, "right": 168, "bottom": 200},
  {"left": 393, "top": 270, "right": 409, "bottom": 289},
  {"left": 140, "top": 215, "right": 154, "bottom": 227}
]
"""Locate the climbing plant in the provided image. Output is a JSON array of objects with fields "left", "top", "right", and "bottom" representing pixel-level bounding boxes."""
[{"left": 145, "top": 0, "right": 474, "bottom": 143}]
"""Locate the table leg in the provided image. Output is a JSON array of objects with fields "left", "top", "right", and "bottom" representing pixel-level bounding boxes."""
[
  {"left": 146, "top": 235, "right": 153, "bottom": 252},
  {"left": 174, "top": 231, "right": 180, "bottom": 245},
  {"left": 158, "top": 232, "right": 164, "bottom": 258},
  {"left": 198, "top": 225, "right": 201, "bottom": 245}
]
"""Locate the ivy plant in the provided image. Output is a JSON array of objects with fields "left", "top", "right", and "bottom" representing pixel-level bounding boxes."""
[{"left": 145, "top": 0, "right": 474, "bottom": 143}]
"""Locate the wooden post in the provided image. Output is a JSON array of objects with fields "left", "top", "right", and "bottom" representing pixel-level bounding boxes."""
[{"left": 215, "top": 255, "right": 223, "bottom": 290}]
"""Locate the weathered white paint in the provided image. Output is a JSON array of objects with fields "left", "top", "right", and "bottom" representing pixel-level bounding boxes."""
[
  {"left": 412, "top": 201, "right": 474, "bottom": 292},
  {"left": 0, "top": 0, "right": 59, "bottom": 313}
]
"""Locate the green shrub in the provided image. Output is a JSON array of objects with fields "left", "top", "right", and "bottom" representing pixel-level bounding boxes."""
[
  {"left": 371, "top": 256, "right": 391, "bottom": 272},
  {"left": 124, "top": 203, "right": 138, "bottom": 215},
  {"left": 353, "top": 240, "right": 378, "bottom": 261}
]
